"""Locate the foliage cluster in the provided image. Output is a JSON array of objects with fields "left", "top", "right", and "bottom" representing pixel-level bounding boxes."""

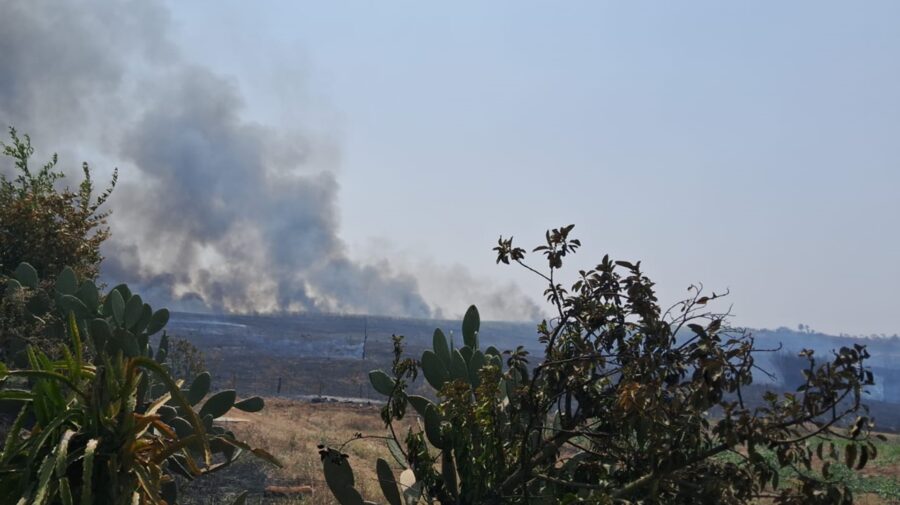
[
  {"left": 0, "top": 263, "right": 277, "bottom": 504},
  {"left": 1, "top": 129, "right": 117, "bottom": 363},
  {"left": 322, "top": 226, "right": 877, "bottom": 505}
]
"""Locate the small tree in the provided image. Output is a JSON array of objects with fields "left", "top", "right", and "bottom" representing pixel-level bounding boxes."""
[
  {"left": 1, "top": 128, "right": 117, "bottom": 361},
  {"left": 0, "top": 128, "right": 117, "bottom": 282},
  {"left": 322, "top": 225, "right": 876, "bottom": 505}
]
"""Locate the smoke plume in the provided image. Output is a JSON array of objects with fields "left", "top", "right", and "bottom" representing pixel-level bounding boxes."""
[{"left": 0, "top": 0, "right": 540, "bottom": 321}]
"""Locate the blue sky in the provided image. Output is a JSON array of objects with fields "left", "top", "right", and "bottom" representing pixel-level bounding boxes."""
[{"left": 162, "top": 1, "right": 900, "bottom": 334}]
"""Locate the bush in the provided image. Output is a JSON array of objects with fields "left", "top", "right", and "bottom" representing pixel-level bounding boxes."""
[
  {"left": 0, "top": 263, "right": 278, "bottom": 504},
  {"left": 1, "top": 128, "right": 117, "bottom": 362},
  {"left": 322, "top": 225, "right": 876, "bottom": 505},
  {"left": 0, "top": 128, "right": 116, "bottom": 282}
]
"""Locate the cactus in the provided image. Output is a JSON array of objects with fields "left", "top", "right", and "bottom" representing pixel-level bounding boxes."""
[
  {"left": 322, "top": 305, "right": 496, "bottom": 504},
  {"left": 0, "top": 263, "right": 279, "bottom": 504}
]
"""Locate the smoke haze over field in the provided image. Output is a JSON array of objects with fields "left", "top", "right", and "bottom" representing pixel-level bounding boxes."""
[
  {"left": 0, "top": 0, "right": 541, "bottom": 320},
  {"left": 4, "top": 1, "right": 899, "bottom": 332}
]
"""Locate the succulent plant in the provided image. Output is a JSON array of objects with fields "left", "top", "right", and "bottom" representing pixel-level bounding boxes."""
[{"left": 0, "top": 263, "right": 279, "bottom": 504}]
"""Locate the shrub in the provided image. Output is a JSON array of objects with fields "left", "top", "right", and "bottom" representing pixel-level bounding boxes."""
[
  {"left": 322, "top": 225, "right": 876, "bottom": 505},
  {"left": 0, "top": 128, "right": 117, "bottom": 362},
  {"left": 0, "top": 263, "right": 278, "bottom": 504},
  {"left": 0, "top": 128, "right": 116, "bottom": 282}
]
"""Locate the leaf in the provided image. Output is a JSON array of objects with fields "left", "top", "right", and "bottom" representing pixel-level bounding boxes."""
[
  {"left": 58, "top": 295, "right": 89, "bottom": 319},
  {"left": 322, "top": 447, "right": 362, "bottom": 504},
  {"left": 376, "top": 458, "right": 403, "bottom": 505},
  {"left": 421, "top": 351, "right": 448, "bottom": 390},
  {"left": 132, "top": 304, "right": 153, "bottom": 335},
  {"left": 55, "top": 267, "right": 78, "bottom": 296},
  {"left": 462, "top": 305, "right": 480, "bottom": 348},
  {"left": 433, "top": 329, "right": 452, "bottom": 369},
  {"left": 199, "top": 390, "right": 237, "bottom": 419},
  {"left": 108, "top": 289, "right": 125, "bottom": 326},
  {"left": 450, "top": 349, "right": 468, "bottom": 382},
  {"left": 5, "top": 278, "right": 22, "bottom": 295},
  {"left": 424, "top": 404, "right": 444, "bottom": 449},
  {"left": 124, "top": 294, "right": 144, "bottom": 329},
  {"left": 234, "top": 396, "right": 264, "bottom": 413},
  {"left": 230, "top": 491, "right": 248, "bottom": 505},
  {"left": 387, "top": 438, "right": 407, "bottom": 469},
  {"left": 145, "top": 308, "right": 170, "bottom": 335},
  {"left": 75, "top": 281, "right": 100, "bottom": 312},
  {"left": 188, "top": 372, "right": 212, "bottom": 405},
  {"left": 169, "top": 417, "right": 195, "bottom": 438},
  {"left": 13, "top": 262, "right": 38, "bottom": 288},
  {"left": 856, "top": 445, "right": 869, "bottom": 470},
  {"left": 88, "top": 318, "right": 111, "bottom": 351},
  {"left": 407, "top": 395, "right": 433, "bottom": 417},
  {"left": 369, "top": 370, "right": 396, "bottom": 397},
  {"left": 844, "top": 444, "right": 857, "bottom": 468}
]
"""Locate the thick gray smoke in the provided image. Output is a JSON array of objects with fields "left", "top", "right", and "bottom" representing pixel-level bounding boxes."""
[{"left": 0, "top": 0, "right": 540, "bottom": 321}]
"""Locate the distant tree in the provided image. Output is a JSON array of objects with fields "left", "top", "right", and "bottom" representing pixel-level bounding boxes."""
[
  {"left": 323, "top": 225, "right": 877, "bottom": 505},
  {"left": 165, "top": 335, "right": 207, "bottom": 383}
]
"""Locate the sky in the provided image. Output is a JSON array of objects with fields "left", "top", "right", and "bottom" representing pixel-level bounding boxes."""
[{"left": 2, "top": 1, "right": 899, "bottom": 335}]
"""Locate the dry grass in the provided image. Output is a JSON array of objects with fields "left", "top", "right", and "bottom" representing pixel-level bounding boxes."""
[
  {"left": 179, "top": 398, "right": 899, "bottom": 504},
  {"left": 179, "top": 398, "right": 397, "bottom": 504}
]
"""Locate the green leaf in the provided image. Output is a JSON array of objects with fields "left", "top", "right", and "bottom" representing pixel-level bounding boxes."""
[
  {"left": 188, "top": 372, "right": 212, "bottom": 405},
  {"left": 110, "top": 283, "right": 132, "bottom": 301},
  {"left": 844, "top": 444, "right": 857, "bottom": 468},
  {"left": 234, "top": 396, "right": 264, "bottom": 413},
  {"left": 169, "top": 417, "right": 195, "bottom": 438},
  {"left": 75, "top": 281, "right": 100, "bottom": 312},
  {"left": 433, "top": 329, "right": 451, "bottom": 369},
  {"left": 407, "top": 395, "right": 433, "bottom": 417},
  {"left": 322, "top": 447, "right": 363, "bottom": 505},
  {"left": 14, "top": 262, "right": 38, "bottom": 288},
  {"left": 369, "top": 370, "right": 395, "bottom": 396},
  {"left": 387, "top": 438, "right": 407, "bottom": 469},
  {"left": 200, "top": 390, "right": 236, "bottom": 419},
  {"left": 421, "top": 351, "right": 448, "bottom": 390},
  {"left": 55, "top": 267, "right": 78, "bottom": 296},
  {"left": 108, "top": 289, "right": 125, "bottom": 326},
  {"left": 88, "top": 318, "right": 111, "bottom": 351},
  {"left": 145, "top": 308, "right": 170, "bottom": 335},
  {"left": 133, "top": 304, "right": 153, "bottom": 335},
  {"left": 462, "top": 305, "right": 480, "bottom": 349},
  {"left": 424, "top": 404, "right": 444, "bottom": 449},
  {"left": 58, "top": 294, "right": 89, "bottom": 319},
  {"left": 231, "top": 491, "right": 249, "bottom": 505},
  {"left": 124, "top": 294, "right": 144, "bottom": 329},
  {"left": 376, "top": 458, "right": 403, "bottom": 505},
  {"left": 450, "top": 349, "right": 468, "bottom": 382},
  {"left": 5, "top": 278, "right": 22, "bottom": 295}
]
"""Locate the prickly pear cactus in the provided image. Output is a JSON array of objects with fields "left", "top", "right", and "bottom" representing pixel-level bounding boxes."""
[
  {"left": 321, "top": 305, "right": 510, "bottom": 505},
  {"left": 0, "top": 262, "right": 279, "bottom": 504}
]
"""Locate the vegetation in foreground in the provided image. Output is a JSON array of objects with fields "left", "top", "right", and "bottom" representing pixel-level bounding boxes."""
[
  {"left": 179, "top": 399, "right": 900, "bottom": 504},
  {"left": 321, "top": 226, "right": 883, "bottom": 504}
]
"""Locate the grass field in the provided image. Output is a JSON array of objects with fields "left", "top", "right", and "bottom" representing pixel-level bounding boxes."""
[{"left": 179, "top": 399, "right": 900, "bottom": 504}]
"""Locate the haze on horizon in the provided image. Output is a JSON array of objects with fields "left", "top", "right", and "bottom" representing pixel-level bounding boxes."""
[{"left": 1, "top": 1, "right": 898, "bottom": 336}]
